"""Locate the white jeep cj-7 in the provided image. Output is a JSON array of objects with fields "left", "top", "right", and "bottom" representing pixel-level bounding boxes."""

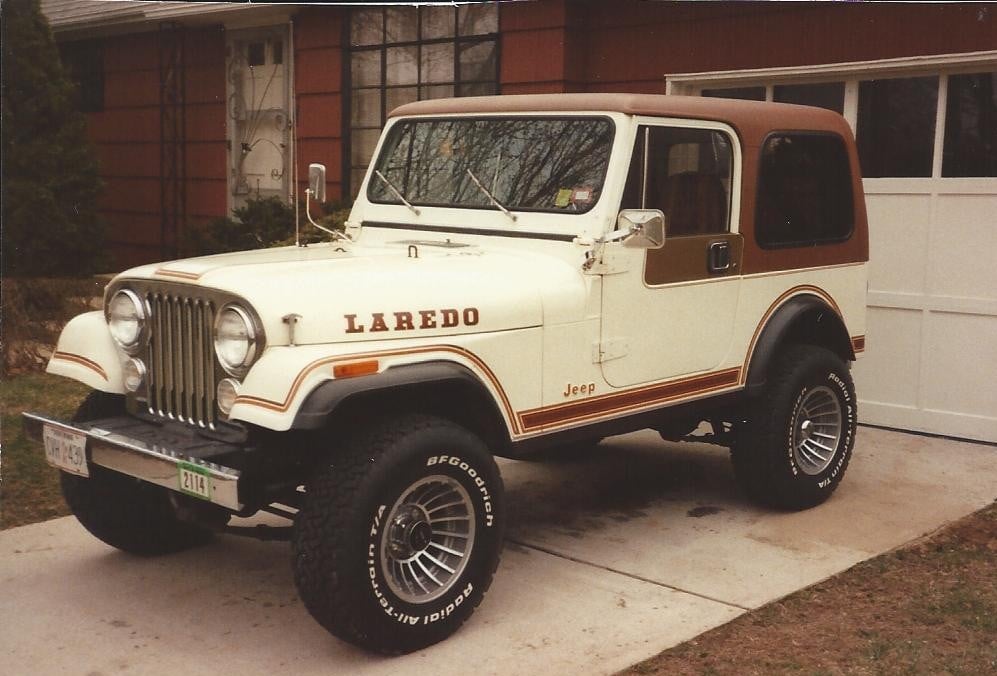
[{"left": 25, "top": 93, "right": 868, "bottom": 654}]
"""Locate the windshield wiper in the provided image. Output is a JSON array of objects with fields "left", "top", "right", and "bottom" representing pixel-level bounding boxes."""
[
  {"left": 375, "top": 170, "right": 420, "bottom": 216},
  {"left": 465, "top": 168, "right": 517, "bottom": 222}
]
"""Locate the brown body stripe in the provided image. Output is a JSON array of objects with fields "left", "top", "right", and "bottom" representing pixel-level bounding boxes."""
[
  {"left": 518, "top": 367, "right": 741, "bottom": 431},
  {"left": 51, "top": 351, "right": 108, "bottom": 381}
]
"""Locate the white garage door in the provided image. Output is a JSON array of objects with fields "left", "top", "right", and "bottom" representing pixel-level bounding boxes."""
[
  {"left": 859, "top": 179, "right": 996, "bottom": 442},
  {"left": 669, "top": 53, "right": 997, "bottom": 442}
]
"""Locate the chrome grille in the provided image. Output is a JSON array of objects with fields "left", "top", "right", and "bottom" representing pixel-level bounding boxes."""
[{"left": 146, "top": 292, "right": 217, "bottom": 427}]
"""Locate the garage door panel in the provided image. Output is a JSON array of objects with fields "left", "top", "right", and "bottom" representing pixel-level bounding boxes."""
[
  {"left": 922, "top": 311, "right": 997, "bottom": 419},
  {"left": 853, "top": 307, "right": 922, "bottom": 408},
  {"left": 928, "top": 194, "right": 997, "bottom": 300},
  {"left": 866, "top": 194, "right": 931, "bottom": 295}
]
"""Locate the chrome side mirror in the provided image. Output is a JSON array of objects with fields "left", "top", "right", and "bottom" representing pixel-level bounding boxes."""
[
  {"left": 616, "top": 209, "right": 665, "bottom": 249},
  {"left": 308, "top": 163, "right": 326, "bottom": 202}
]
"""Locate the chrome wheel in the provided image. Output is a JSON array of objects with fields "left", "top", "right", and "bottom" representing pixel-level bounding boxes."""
[
  {"left": 381, "top": 475, "right": 475, "bottom": 604},
  {"left": 792, "top": 385, "right": 843, "bottom": 475}
]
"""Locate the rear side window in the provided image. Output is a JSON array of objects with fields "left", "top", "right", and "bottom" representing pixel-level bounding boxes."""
[{"left": 755, "top": 133, "right": 854, "bottom": 248}]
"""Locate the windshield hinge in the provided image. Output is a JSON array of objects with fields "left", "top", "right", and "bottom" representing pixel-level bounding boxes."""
[{"left": 583, "top": 245, "right": 629, "bottom": 275}]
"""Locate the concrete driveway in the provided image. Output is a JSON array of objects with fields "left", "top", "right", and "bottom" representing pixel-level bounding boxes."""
[{"left": 2, "top": 427, "right": 995, "bottom": 675}]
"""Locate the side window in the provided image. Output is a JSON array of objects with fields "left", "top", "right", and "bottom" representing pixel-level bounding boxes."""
[
  {"left": 621, "top": 126, "right": 733, "bottom": 236},
  {"left": 756, "top": 133, "right": 854, "bottom": 248}
]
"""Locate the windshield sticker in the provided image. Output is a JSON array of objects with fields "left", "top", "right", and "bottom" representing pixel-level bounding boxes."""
[
  {"left": 571, "top": 187, "right": 594, "bottom": 206},
  {"left": 555, "top": 188, "right": 572, "bottom": 208}
]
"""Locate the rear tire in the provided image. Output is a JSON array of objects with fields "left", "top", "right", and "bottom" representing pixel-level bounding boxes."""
[
  {"left": 292, "top": 414, "right": 504, "bottom": 654},
  {"left": 731, "top": 346, "right": 857, "bottom": 510},
  {"left": 61, "top": 391, "right": 215, "bottom": 556}
]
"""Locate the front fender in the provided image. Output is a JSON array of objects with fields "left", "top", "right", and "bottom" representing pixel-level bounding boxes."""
[
  {"left": 292, "top": 360, "right": 498, "bottom": 429},
  {"left": 229, "top": 342, "right": 515, "bottom": 433},
  {"left": 46, "top": 311, "right": 125, "bottom": 394}
]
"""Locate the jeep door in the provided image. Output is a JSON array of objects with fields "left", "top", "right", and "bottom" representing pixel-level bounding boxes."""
[{"left": 599, "top": 120, "right": 743, "bottom": 388}]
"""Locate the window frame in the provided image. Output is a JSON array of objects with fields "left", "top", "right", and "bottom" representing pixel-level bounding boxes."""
[
  {"left": 623, "top": 117, "right": 743, "bottom": 237},
  {"left": 346, "top": 6, "right": 501, "bottom": 197}
]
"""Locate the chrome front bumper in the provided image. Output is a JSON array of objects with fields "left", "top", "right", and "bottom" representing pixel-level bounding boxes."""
[{"left": 22, "top": 412, "right": 243, "bottom": 511}]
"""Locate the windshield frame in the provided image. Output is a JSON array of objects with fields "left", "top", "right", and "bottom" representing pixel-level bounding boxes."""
[{"left": 365, "top": 114, "right": 617, "bottom": 216}]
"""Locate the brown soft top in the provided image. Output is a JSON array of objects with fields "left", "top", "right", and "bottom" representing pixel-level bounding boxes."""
[{"left": 390, "top": 93, "right": 853, "bottom": 146}]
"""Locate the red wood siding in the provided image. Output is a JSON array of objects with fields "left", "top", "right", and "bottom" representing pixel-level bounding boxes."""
[
  {"left": 84, "top": 28, "right": 226, "bottom": 270},
  {"left": 500, "top": 0, "right": 580, "bottom": 94},
  {"left": 293, "top": 8, "right": 346, "bottom": 202},
  {"left": 177, "top": 28, "right": 226, "bottom": 261},
  {"left": 566, "top": 1, "right": 996, "bottom": 92}
]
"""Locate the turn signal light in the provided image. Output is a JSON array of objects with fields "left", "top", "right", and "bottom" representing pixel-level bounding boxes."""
[{"left": 333, "top": 360, "right": 379, "bottom": 379}]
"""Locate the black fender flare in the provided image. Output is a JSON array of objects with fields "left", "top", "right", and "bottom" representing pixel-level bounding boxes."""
[
  {"left": 291, "top": 360, "right": 506, "bottom": 433},
  {"left": 745, "top": 294, "right": 855, "bottom": 397}
]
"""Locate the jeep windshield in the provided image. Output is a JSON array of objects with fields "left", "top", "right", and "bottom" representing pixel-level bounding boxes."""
[{"left": 367, "top": 117, "right": 614, "bottom": 215}]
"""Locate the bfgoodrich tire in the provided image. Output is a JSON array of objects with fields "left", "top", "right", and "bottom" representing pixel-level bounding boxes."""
[
  {"left": 732, "top": 346, "right": 857, "bottom": 510},
  {"left": 61, "top": 391, "right": 216, "bottom": 556},
  {"left": 292, "top": 414, "right": 504, "bottom": 654}
]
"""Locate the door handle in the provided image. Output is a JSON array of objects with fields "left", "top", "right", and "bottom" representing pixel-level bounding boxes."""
[{"left": 708, "top": 241, "right": 731, "bottom": 273}]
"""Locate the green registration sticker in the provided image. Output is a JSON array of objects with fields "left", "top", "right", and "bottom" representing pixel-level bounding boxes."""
[{"left": 177, "top": 461, "right": 212, "bottom": 501}]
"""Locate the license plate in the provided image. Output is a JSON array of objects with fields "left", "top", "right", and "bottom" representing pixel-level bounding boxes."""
[
  {"left": 178, "top": 462, "right": 212, "bottom": 501},
  {"left": 42, "top": 425, "right": 89, "bottom": 477}
]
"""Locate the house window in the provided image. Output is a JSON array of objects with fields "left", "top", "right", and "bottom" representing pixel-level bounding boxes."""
[
  {"left": 774, "top": 82, "right": 845, "bottom": 114},
  {"left": 348, "top": 5, "right": 499, "bottom": 196},
  {"left": 701, "top": 86, "right": 765, "bottom": 101},
  {"left": 59, "top": 40, "right": 104, "bottom": 113},
  {"left": 857, "top": 76, "right": 938, "bottom": 178},
  {"left": 943, "top": 71, "right": 997, "bottom": 177},
  {"left": 755, "top": 133, "right": 854, "bottom": 248}
]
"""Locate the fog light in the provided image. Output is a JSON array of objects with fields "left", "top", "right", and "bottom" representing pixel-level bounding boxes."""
[
  {"left": 123, "top": 358, "right": 146, "bottom": 393},
  {"left": 217, "top": 378, "right": 240, "bottom": 415}
]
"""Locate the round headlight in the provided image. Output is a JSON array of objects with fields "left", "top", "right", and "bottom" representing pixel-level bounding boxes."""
[
  {"left": 108, "top": 289, "right": 146, "bottom": 351},
  {"left": 214, "top": 305, "right": 258, "bottom": 375}
]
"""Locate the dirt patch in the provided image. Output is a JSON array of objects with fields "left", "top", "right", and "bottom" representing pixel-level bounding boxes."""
[
  {"left": 1, "top": 277, "right": 104, "bottom": 376},
  {"left": 621, "top": 501, "right": 997, "bottom": 675}
]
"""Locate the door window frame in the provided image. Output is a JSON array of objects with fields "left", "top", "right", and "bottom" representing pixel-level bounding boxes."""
[{"left": 627, "top": 117, "right": 743, "bottom": 236}]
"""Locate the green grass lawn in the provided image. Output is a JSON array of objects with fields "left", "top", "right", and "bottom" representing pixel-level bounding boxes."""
[{"left": 0, "top": 372, "right": 90, "bottom": 529}]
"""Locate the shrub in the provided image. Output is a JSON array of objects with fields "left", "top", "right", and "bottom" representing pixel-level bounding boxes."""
[
  {"left": 183, "top": 195, "right": 352, "bottom": 256},
  {"left": 1, "top": 0, "right": 106, "bottom": 277}
]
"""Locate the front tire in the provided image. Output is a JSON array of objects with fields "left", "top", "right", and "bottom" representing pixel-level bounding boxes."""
[
  {"left": 61, "top": 391, "right": 215, "bottom": 555},
  {"left": 292, "top": 414, "right": 504, "bottom": 654},
  {"left": 732, "top": 346, "right": 857, "bottom": 510}
]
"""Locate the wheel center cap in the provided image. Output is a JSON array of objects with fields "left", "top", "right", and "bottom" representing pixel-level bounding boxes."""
[
  {"left": 408, "top": 521, "right": 432, "bottom": 552},
  {"left": 800, "top": 419, "right": 813, "bottom": 440}
]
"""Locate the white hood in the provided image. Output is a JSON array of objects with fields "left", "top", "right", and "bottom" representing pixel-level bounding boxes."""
[{"left": 116, "top": 239, "right": 587, "bottom": 346}]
